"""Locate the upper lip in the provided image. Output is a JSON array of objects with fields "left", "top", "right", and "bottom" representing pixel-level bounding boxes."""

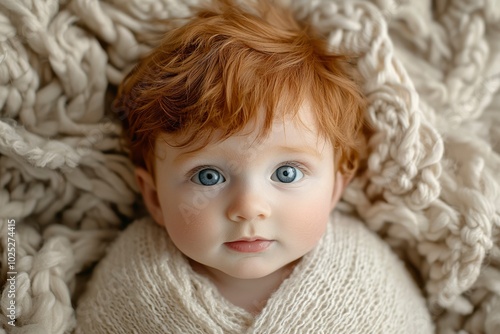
[{"left": 226, "top": 237, "right": 271, "bottom": 243}]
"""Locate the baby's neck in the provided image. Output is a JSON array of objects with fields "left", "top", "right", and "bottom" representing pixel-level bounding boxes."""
[{"left": 189, "top": 259, "right": 300, "bottom": 315}]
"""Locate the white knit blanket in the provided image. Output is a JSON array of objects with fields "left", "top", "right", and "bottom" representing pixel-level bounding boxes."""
[
  {"left": 0, "top": 0, "right": 499, "bottom": 333},
  {"left": 75, "top": 213, "right": 435, "bottom": 334}
]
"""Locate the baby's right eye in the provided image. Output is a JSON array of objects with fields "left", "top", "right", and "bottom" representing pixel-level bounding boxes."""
[{"left": 191, "top": 168, "right": 226, "bottom": 186}]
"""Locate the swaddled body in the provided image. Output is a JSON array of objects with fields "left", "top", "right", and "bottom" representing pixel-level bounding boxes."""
[{"left": 76, "top": 0, "right": 435, "bottom": 332}]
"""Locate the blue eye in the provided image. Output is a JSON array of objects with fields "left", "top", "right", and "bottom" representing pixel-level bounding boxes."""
[
  {"left": 191, "top": 168, "right": 225, "bottom": 186},
  {"left": 272, "top": 165, "right": 304, "bottom": 183}
]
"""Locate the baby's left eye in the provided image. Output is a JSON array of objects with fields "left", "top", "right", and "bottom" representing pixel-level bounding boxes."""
[
  {"left": 191, "top": 168, "right": 225, "bottom": 186},
  {"left": 271, "top": 165, "right": 304, "bottom": 183}
]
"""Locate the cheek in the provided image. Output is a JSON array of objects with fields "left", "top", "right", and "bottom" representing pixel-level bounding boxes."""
[
  {"left": 283, "top": 190, "right": 332, "bottom": 247},
  {"left": 159, "top": 188, "right": 223, "bottom": 252}
]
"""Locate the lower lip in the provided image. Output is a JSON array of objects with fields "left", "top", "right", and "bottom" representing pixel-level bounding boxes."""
[{"left": 224, "top": 240, "right": 273, "bottom": 253}]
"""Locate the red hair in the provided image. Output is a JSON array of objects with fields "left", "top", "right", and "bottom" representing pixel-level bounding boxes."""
[{"left": 114, "top": 0, "right": 367, "bottom": 178}]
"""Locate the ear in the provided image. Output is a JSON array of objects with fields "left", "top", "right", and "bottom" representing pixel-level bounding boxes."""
[
  {"left": 135, "top": 167, "right": 165, "bottom": 226},
  {"left": 330, "top": 171, "right": 354, "bottom": 210}
]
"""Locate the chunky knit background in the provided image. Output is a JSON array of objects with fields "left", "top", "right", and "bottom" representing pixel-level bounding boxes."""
[{"left": 0, "top": 0, "right": 499, "bottom": 333}]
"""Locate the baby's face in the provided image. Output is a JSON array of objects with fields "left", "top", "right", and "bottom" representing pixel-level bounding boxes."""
[{"left": 148, "top": 103, "right": 342, "bottom": 279}]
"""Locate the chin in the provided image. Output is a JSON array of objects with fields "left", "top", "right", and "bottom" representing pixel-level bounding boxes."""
[
  {"left": 222, "top": 262, "right": 283, "bottom": 280},
  {"left": 227, "top": 270, "right": 272, "bottom": 280}
]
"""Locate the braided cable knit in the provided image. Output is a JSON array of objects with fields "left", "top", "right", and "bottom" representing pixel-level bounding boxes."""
[
  {"left": 0, "top": 0, "right": 499, "bottom": 333},
  {"left": 379, "top": 1, "right": 500, "bottom": 332}
]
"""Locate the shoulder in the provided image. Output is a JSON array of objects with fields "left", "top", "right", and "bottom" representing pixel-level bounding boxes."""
[
  {"left": 79, "top": 215, "right": 178, "bottom": 287},
  {"left": 329, "top": 210, "right": 410, "bottom": 267},
  {"left": 324, "top": 211, "right": 435, "bottom": 333},
  {"left": 75, "top": 216, "right": 183, "bottom": 333},
  {"left": 328, "top": 210, "right": 419, "bottom": 290}
]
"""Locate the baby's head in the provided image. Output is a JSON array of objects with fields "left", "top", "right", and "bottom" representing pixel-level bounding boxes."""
[{"left": 115, "top": 0, "right": 366, "bottom": 280}]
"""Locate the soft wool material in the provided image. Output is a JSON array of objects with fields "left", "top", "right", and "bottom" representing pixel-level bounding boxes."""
[
  {"left": 75, "top": 212, "right": 435, "bottom": 334},
  {"left": 1, "top": 1, "right": 499, "bottom": 333}
]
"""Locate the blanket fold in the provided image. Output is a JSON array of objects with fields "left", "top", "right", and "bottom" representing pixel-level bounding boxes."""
[
  {"left": 75, "top": 212, "right": 435, "bottom": 334},
  {"left": 1, "top": 1, "right": 499, "bottom": 333}
]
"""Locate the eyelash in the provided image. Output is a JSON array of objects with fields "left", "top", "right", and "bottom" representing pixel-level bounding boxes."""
[
  {"left": 276, "top": 161, "right": 310, "bottom": 175},
  {"left": 185, "top": 161, "right": 310, "bottom": 180},
  {"left": 185, "top": 165, "right": 220, "bottom": 180}
]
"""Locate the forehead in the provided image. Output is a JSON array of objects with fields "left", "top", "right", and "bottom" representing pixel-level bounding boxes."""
[{"left": 155, "top": 100, "right": 327, "bottom": 157}]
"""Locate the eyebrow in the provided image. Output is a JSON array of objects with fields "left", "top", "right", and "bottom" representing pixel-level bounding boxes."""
[
  {"left": 173, "top": 150, "right": 206, "bottom": 165},
  {"left": 172, "top": 144, "right": 324, "bottom": 165},
  {"left": 275, "top": 146, "right": 323, "bottom": 160}
]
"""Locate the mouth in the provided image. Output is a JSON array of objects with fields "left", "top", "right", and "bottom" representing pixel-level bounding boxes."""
[
  {"left": 229, "top": 236, "right": 270, "bottom": 242},
  {"left": 224, "top": 238, "right": 273, "bottom": 253}
]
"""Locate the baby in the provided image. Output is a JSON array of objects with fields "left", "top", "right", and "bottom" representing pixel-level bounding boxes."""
[{"left": 75, "top": 0, "right": 435, "bottom": 333}]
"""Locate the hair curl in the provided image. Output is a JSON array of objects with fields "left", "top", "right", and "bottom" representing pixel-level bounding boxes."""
[{"left": 114, "top": 0, "right": 368, "bottom": 179}]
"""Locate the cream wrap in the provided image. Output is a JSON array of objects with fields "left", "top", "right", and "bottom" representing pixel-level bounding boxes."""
[{"left": 75, "top": 212, "right": 435, "bottom": 333}]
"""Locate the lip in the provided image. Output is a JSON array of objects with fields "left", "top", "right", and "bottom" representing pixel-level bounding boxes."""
[
  {"left": 224, "top": 238, "right": 273, "bottom": 253},
  {"left": 229, "top": 236, "right": 270, "bottom": 242}
]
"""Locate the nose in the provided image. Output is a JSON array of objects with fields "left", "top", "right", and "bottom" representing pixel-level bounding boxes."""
[{"left": 226, "top": 183, "right": 271, "bottom": 222}]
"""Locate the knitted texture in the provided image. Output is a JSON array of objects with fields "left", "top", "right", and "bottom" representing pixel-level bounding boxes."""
[
  {"left": 0, "top": 0, "right": 499, "bottom": 333},
  {"left": 75, "top": 212, "right": 435, "bottom": 334}
]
